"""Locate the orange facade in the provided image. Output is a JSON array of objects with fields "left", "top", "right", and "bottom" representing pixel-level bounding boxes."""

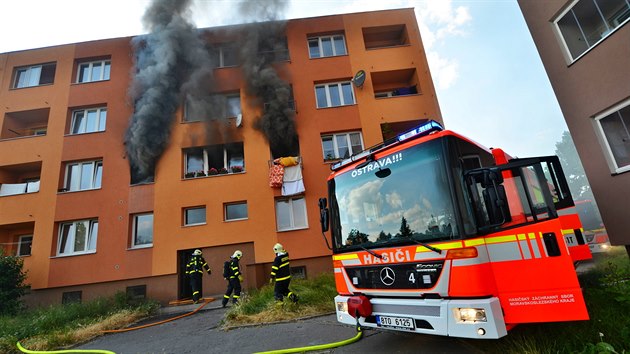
[{"left": 0, "top": 9, "right": 442, "bottom": 306}]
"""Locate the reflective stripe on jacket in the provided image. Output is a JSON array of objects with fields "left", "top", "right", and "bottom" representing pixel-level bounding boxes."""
[
  {"left": 186, "top": 255, "right": 210, "bottom": 275},
  {"left": 270, "top": 252, "right": 291, "bottom": 281},
  {"left": 228, "top": 258, "right": 241, "bottom": 279}
]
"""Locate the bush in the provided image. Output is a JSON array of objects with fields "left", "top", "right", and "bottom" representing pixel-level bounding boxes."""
[{"left": 0, "top": 249, "right": 28, "bottom": 316}]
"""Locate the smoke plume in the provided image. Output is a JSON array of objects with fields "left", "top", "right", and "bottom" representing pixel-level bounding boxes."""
[
  {"left": 238, "top": 1, "right": 299, "bottom": 158},
  {"left": 125, "top": 0, "right": 216, "bottom": 184}
]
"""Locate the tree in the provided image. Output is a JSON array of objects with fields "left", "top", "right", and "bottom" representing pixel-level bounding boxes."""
[
  {"left": 554, "top": 131, "right": 593, "bottom": 200},
  {"left": 376, "top": 231, "right": 392, "bottom": 242},
  {"left": 398, "top": 216, "right": 413, "bottom": 237},
  {"left": 346, "top": 229, "right": 369, "bottom": 245},
  {"left": 0, "top": 249, "right": 28, "bottom": 315}
]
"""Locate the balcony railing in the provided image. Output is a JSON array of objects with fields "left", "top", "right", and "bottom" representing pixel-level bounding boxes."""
[{"left": 0, "top": 181, "right": 40, "bottom": 196}]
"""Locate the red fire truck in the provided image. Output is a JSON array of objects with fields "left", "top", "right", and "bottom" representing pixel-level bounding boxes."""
[{"left": 318, "top": 120, "right": 591, "bottom": 339}]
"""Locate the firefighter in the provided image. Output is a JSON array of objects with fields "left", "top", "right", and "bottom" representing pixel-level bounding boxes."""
[
  {"left": 222, "top": 250, "right": 243, "bottom": 307},
  {"left": 270, "top": 243, "right": 297, "bottom": 303},
  {"left": 186, "top": 249, "right": 211, "bottom": 304}
]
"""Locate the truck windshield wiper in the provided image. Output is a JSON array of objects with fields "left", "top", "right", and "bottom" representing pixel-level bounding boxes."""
[
  {"left": 358, "top": 245, "right": 383, "bottom": 258},
  {"left": 408, "top": 238, "right": 442, "bottom": 255}
]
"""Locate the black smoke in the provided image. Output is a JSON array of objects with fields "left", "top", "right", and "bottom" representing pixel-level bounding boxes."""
[
  {"left": 125, "top": 0, "right": 216, "bottom": 184},
  {"left": 238, "top": 1, "right": 299, "bottom": 158}
]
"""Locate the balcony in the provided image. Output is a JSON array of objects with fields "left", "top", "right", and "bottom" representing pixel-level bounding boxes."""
[
  {"left": 1, "top": 108, "right": 49, "bottom": 141},
  {"left": 0, "top": 162, "right": 41, "bottom": 197}
]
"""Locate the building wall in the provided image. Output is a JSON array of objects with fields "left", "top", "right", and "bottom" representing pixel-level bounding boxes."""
[
  {"left": 518, "top": 0, "right": 630, "bottom": 248},
  {"left": 0, "top": 9, "right": 442, "bottom": 305}
]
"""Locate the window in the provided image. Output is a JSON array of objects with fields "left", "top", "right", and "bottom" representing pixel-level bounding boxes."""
[
  {"left": 184, "top": 142, "right": 244, "bottom": 177},
  {"left": 308, "top": 35, "right": 347, "bottom": 58},
  {"left": 321, "top": 132, "right": 364, "bottom": 160},
  {"left": 184, "top": 93, "right": 241, "bottom": 122},
  {"left": 225, "top": 202, "right": 248, "bottom": 221},
  {"left": 184, "top": 207, "right": 206, "bottom": 226},
  {"left": 17, "top": 235, "right": 32, "bottom": 256},
  {"left": 132, "top": 213, "right": 153, "bottom": 248},
  {"left": 315, "top": 82, "right": 355, "bottom": 108},
  {"left": 13, "top": 63, "right": 56, "bottom": 88},
  {"left": 77, "top": 60, "right": 111, "bottom": 83},
  {"left": 276, "top": 196, "right": 308, "bottom": 231},
  {"left": 555, "top": 0, "right": 630, "bottom": 61},
  {"left": 594, "top": 99, "right": 630, "bottom": 173},
  {"left": 58, "top": 219, "right": 98, "bottom": 256},
  {"left": 70, "top": 107, "right": 107, "bottom": 134},
  {"left": 63, "top": 160, "right": 103, "bottom": 191},
  {"left": 126, "top": 285, "right": 147, "bottom": 301},
  {"left": 211, "top": 45, "right": 238, "bottom": 68},
  {"left": 62, "top": 291, "right": 82, "bottom": 304}
]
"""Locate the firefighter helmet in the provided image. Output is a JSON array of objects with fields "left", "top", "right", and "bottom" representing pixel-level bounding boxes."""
[
  {"left": 193, "top": 249, "right": 202, "bottom": 256},
  {"left": 232, "top": 250, "right": 242, "bottom": 259},
  {"left": 273, "top": 243, "right": 284, "bottom": 253}
]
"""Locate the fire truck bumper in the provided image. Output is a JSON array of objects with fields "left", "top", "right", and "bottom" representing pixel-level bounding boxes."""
[{"left": 334, "top": 295, "right": 508, "bottom": 339}]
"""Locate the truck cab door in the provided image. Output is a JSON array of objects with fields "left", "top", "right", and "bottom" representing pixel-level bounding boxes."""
[{"left": 465, "top": 158, "right": 590, "bottom": 325}]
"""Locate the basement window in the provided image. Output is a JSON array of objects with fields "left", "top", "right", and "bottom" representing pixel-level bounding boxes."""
[
  {"left": 62, "top": 291, "right": 82, "bottom": 304},
  {"left": 362, "top": 24, "right": 409, "bottom": 50}
]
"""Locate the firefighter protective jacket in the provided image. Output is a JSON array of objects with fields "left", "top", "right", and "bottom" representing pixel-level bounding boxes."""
[
  {"left": 186, "top": 255, "right": 211, "bottom": 275},
  {"left": 227, "top": 258, "right": 241, "bottom": 279},
  {"left": 270, "top": 252, "right": 291, "bottom": 281}
]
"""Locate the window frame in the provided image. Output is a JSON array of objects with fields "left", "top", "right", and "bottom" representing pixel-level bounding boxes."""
[
  {"left": 183, "top": 92, "right": 241, "bottom": 122},
  {"left": 17, "top": 235, "right": 33, "bottom": 257},
  {"left": 131, "top": 213, "right": 154, "bottom": 249},
  {"left": 314, "top": 81, "right": 356, "bottom": 108},
  {"left": 321, "top": 131, "right": 364, "bottom": 161},
  {"left": 594, "top": 98, "right": 630, "bottom": 174},
  {"left": 12, "top": 62, "right": 56, "bottom": 88},
  {"left": 553, "top": 0, "right": 630, "bottom": 63},
  {"left": 213, "top": 45, "right": 239, "bottom": 68},
  {"left": 76, "top": 60, "right": 111, "bottom": 83},
  {"left": 184, "top": 142, "right": 245, "bottom": 177},
  {"left": 70, "top": 107, "right": 107, "bottom": 135},
  {"left": 57, "top": 219, "right": 98, "bottom": 257},
  {"left": 308, "top": 34, "right": 347, "bottom": 59},
  {"left": 224, "top": 201, "right": 248, "bottom": 221},
  {"left": 63, "top": 160, "right": 103, "bottom": 192},
  {"left": 275, "top": 196, "right": 308, "bottom": 232},
  {"left": 184, "top": 206, "right": 207, "bottom": 226}
]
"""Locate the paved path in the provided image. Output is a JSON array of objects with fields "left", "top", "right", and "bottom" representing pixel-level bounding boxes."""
[{"left": 77, "top": 301, "right": 481, "bottom": 354}]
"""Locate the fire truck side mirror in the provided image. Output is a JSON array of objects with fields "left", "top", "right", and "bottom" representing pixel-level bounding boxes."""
[{"left": 319, "top": 198, "right": 330, "bottom": 233}]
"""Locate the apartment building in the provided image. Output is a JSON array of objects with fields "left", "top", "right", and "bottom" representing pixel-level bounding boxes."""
[
  {"left": 518, "top": 0, "right": 630, "bottom": 254},
  {"left": 0, "top": 8, "right": 442, "bottom": 306}
]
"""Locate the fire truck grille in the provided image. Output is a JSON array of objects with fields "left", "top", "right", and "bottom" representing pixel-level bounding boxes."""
[{"left": 344, "top": 261, "right": 445, "bottom": 289}]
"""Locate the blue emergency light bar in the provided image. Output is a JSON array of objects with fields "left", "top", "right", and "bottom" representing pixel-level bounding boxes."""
[{"left": 330, "top": 120, "right": 444, "bottom": 171}]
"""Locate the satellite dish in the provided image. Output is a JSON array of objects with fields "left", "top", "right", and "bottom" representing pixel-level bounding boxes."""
[
  {"left": 236, "top": 113, "right": 243, "bottom": 127},
  {"left": 352, "top": 70, "right": 366, "bottom": 88}
]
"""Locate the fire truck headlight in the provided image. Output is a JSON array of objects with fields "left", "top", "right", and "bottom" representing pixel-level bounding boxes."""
[
  {"left": 336, "top": 301, "right": 348, "bottom": 314},
  {"left": 454, "top": 308, "right": 487, "bottom": 323}
]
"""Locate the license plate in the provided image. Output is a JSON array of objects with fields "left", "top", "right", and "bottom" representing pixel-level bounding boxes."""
[{"left": 376, "top": 315, "right": 415, "bottom": 330}]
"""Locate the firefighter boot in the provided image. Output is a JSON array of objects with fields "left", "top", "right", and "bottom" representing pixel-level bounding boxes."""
[
  {"left": 222, "top": 296, "right": 229, "bottom": 308},
  {"left": 288, "top": 292, "right": 298, "bottom": 304}
]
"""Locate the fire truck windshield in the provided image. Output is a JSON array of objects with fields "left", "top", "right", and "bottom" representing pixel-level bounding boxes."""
[{"left": 330, "top": 139, "right": 458, "bottom": 252}]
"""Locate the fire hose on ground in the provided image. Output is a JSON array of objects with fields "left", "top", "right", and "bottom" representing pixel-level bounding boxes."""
[{"left": 16, "top": 299, "right": 211, "bottom": 353}]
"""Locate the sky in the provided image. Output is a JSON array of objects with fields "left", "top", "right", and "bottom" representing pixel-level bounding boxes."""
[{"left": 0, "top": 0, "right": 569, "bottom": 158}]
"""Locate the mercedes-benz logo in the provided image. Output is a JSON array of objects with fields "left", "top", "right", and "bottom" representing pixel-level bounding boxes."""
[{"left": 380, "top": 267, "right": 395, "bottom": 286}]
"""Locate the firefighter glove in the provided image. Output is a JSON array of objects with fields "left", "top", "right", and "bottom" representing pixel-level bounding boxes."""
[
  {"left": 238, "top": 275, "right": 243, "bottom": 282},
  {"left": 269, "top": 278, "right": 273, "bottom": 284}
]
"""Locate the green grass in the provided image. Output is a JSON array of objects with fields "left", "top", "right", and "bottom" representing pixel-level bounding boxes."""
[
  {"left": 0, "top": 292, "right": 159, "bottom": 354},
  {"left": 223, "top": 272, "right": 338, "bottom": 326}
]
